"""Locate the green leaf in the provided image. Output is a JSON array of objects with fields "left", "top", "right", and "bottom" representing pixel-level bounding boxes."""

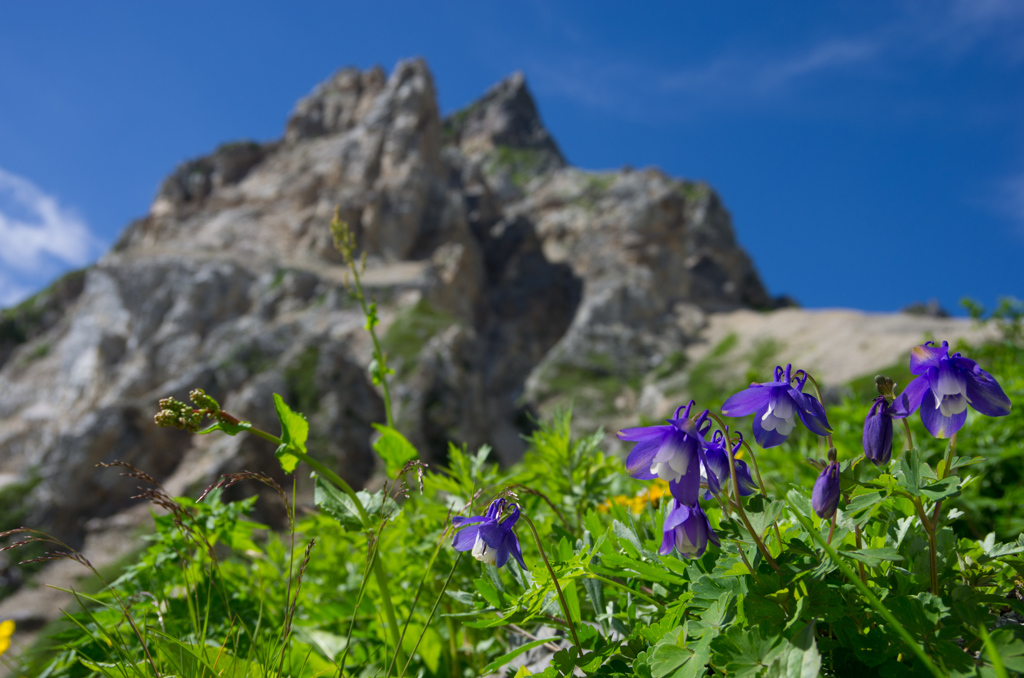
[
  {"left": 649, "top": 624, "right": 713, "bottom": 678},
  {"left": 714, "top": 624, "right": 782, "bottom": 678},
  {"left": 475, "top": 576, "right": 503, "bottom": 608},
  {"left": 371, "top": 423, "right": 419, "bottom": 478},
  {"left": 273, "top": 393, "right": 308, "bottom": 474},
  {"left": 481, "top": 638, "right": 554, "bottom": 675},
  {"left": 845, "top": 490, "right": 886, "bottom": 521},
  {"left": 839, "top": 547, "right": 903, "bottom": 568},
  {"left": 766, "top": 620, "right": 821, "bottom": 678},
  {"left": 919, "top": 476, "right": 960, "bottom": 501},
  {"left": 314, "top": 476, "right": 363, "bottom": 530}
]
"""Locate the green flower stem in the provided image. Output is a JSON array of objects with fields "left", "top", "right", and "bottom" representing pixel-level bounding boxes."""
[
  {"left": 900, "top": 418, "right": 914, "bottom": 455},
  {"left": 708, "top": 412, "right": 780, "bottom": 571},
  {"left": 521, "top": 514, "right": 583, "bottom": 658},
  {"left": 347, "top": 259, "right": 394, "bottom": 428},
  {"left": 739, "top": 440, "right": 784, "bottom": 549},
  {"left": 925, "top": 432, "right": 958, "bottom": 588},
  {"left": 586, "top": 572, "right": 666, "bottom": 611},
  {"left": 789, "top": 504, "right": 944, "bottom": 678},
  {"left": 398, "top": 552, "right": 464, "bottom": 678},
  {"left": 246, "top": 424, "right": 406, "bottom": 671},
  {"left": 912, "top": 496, "right": 940, "bottom": 596},
  {"left": 853, "top": 525, "right": 868, "bottom": 584},
  {"left": 386, "top": 526, "right": 455, "bottom": 678}
]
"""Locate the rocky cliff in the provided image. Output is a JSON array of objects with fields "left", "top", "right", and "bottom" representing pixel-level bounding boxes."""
[{"left": 1, "top": 59, "right": 787, "bottom": 547}]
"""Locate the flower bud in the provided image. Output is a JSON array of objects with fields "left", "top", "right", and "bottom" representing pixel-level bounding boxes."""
[
  {"left": 863, "top": 396, "right": 894, "bottom": 466},
  {"left": 812, "top": 461, "right": 841, "bottom": 519}
]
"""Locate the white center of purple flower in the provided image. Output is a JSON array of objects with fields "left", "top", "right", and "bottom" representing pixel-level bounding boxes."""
[
  {"left": 471, "top": 534, "right": 497, "bottom": 564},
  {"left": 650, "top": 452, "right": 690, "bottom": 484},
  {"left": 672, "top": 525, "right": 700, "bottom": 557},
  {"left": 761, "top": 392, "right": 796, "bottom": 434}
]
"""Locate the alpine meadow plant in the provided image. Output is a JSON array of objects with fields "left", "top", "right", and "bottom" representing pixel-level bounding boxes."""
[{"left": 3, "top": 210, "right": 1022, "bottom": 678}]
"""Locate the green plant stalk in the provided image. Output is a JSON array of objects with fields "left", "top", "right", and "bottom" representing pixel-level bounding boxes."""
[
  {"left": 245, "top": 425, "right": 405, "bottom": 670},
  {"left": 585, "top": 572, "right": 666, "bottom": 611},
  {"left": 708, "top": 412, "right": 780, "bottom": 571},
  {"left": 912, "top": 496, "right": 940, "bottom": 595},
  {"left": 790, "top": 505, "right": 944, "bottom": 678},
  {"left": 339, "top": 534, "right": 380, "bottom": 676},
  {"left": 901, "top": 418, "right": 914, "bottom": 455},
  {"left": 385, "top": 526, "right": 454, "bottom": 678},
  {"left": 739, "top": 440, "right": 784, "bottom": 549},
  {"left": 521, "top": 514, "right": 583, "bottom": 658},
  {"left": 977, "top": 623, "right": 1010, "bottom": 678},
  {"left": 399, "top": 553, "right": 463, "bottom": 678},
  {"left": 347, "top": 253, "right": 394, "bottom": 428}
]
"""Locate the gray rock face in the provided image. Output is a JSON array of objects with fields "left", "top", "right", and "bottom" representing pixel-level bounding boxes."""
[{"left": 0, "top": 59, "right": 771, "bottom": 545}]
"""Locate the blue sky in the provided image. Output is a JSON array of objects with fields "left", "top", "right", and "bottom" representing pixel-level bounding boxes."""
[{"left": 1, "top": 1, "right": 1022, "bottom": 312}]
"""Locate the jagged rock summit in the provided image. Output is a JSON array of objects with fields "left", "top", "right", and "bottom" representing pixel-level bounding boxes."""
[{"left": 0, "top": 59, "right": 774, "bottom": 549}]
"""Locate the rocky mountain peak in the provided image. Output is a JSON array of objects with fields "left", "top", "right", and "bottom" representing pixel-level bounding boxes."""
[
  {"left": 0, "top": 59, "right": 779, "bottom": 549},
  {"left": 444, "top": 71, "right": 564, "bottom": 166}
]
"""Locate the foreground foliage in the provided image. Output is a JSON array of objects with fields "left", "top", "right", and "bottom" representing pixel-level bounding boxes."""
[{"left": 2, "top": 221, "right": 1022, "bottom": 676}]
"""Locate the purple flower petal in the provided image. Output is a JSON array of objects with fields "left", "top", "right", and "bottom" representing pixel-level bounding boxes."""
[
  {"left": 508, "top": 532, "right": 527, "bottom": 570},
  {"left": 452, "top": 515, "right": 486, "bottom": 528},
  {"left": 863, "top": 397, "right": 893, "bottom": 466},
  {"left": 494, "top": 539, "right": 510, "bottom": 569},
  {"left": 722, "top": 386, "right": 770, "bottom": 417},
  {"left": 964, "top": 366, "right": 1012, "bottom": 417},
  {"left": 895, "top": 375, "right": 930, "bottom": 417},
  {"left": 618, "top": 425, "right": 671, "bottom": 442},
  {"left": 812, "top": 462, "right": 841, "bottom": 519},
  {"left": 791, "top": 390, "right": 832, "bottom": 435},
  {"left": 919, "top": 390, "right": 967, "bottom": 439},
  {"left": 910, "top": 341, "right": 948, "bottom": 375},
  {"left": 625, "top": 436, "right": 663, "bottom": 479},
  {"left": 662, "top": 499, "right": 691, "bottom": 531},
  {"left": 669, "top": 473, "right": 700, "bottom": 506},
  {"left": 453, "top": 526, "right": 480, "bottom": 551},
  {"left": 659, "top": 527, "right": 676, "bottom": 556},
  {"left": 752, "top": 407, "right": 788, "bottom": 448}
]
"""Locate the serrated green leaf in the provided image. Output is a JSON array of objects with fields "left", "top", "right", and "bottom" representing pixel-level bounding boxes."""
[
  {"left": 919, "top": 476, "right": 960, "bottom": 501},
  {"left": 273, "top": 393, "right": 308, "bottom": 474},
  {"left": 481, "top": 638, "right": 555, "bottom": 675},
  {"left": 766, "top": 620, "right": 821, "bottom": 678},
  {"left": 371, "top": 423, "right": 418, "bottom": 478},
  {"left": 314, "top": 476, "right": 363, "bottom": 530}
]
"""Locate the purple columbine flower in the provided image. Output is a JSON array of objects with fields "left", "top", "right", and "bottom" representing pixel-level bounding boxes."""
[
  {"left": 812, "top": 461, "right": 841, "bottom": 519},
  {"left": 701, "top": 430, "right": 757, "bottom": 500},
  {"left": 892, "top": 341, "right": 1011, "bottom": 439},
  {"left": 452, "top": 498, "right": 527, "bottom": 569},
  {"left": 659, "top": 498, "right": 720, "bottom": 559},
  {"left": 863, "top": 396, "right": 895, "bottom": 466},
  {"left": 721, "top": 364, "right": 832, "bottom": 448},
  {"left": 618, "top": 401, "right": 714, "bottom": 505}
]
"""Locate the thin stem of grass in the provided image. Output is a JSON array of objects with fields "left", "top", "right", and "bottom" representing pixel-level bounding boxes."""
[
  {"left": 385, "top": 526, "right": 454, "bottom": 678},
  {"left": 789, "top": 504, "right": 944, "bottom": 678},
  {"left": 399, "top": 553, "right": 464, "bottom": 678},
  {"left": 586, "top": 573, "right": 665, "bottom": 611},
  {"left": 520, "top": 515, "right": 582, "bottom": 658}
]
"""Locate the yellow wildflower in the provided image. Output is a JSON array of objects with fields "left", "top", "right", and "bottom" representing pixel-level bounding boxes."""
[{"left": 0, "top": 619, "right": 14, "bottom": 657}]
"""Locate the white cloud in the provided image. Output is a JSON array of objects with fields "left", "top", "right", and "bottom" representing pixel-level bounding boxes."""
[{"left": 0, "top": 166, "right": 103, "bottom": 307}]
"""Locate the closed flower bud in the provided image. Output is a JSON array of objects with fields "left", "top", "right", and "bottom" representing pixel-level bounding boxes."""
[
  {"left": 863, "top": 396, "right": 894, "bottom": 466},
  {"left": 812, "top": 461, "right": 841, "bottom": 519}
]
